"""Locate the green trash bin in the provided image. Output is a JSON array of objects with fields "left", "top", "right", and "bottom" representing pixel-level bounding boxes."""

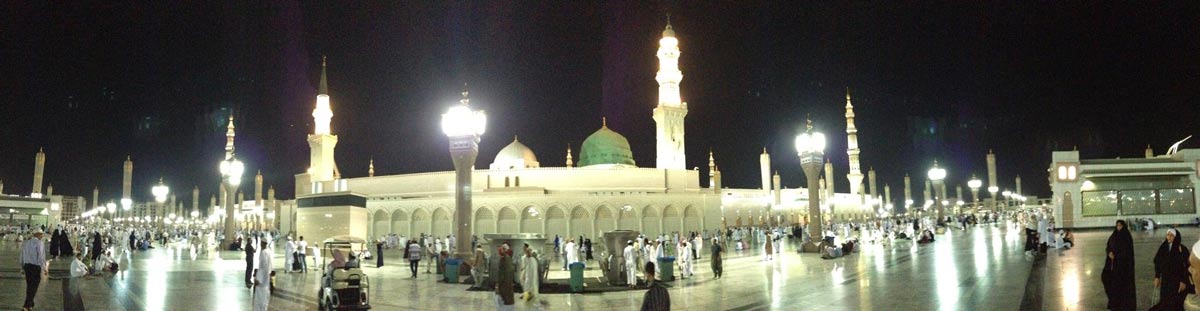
[
  {"left": 569, "top": 262, "right": 586, "bottom": 292},
  {"left": 657, "top": 257, "right": 675, "bottom": 282},
  {"left": 444, "top": 259, "right": 462, "bottom": 283}
]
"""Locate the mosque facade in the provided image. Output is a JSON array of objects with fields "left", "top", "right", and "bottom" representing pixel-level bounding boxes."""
[{"left": 292, "top": 22, "right": 883, "bottom": 244}]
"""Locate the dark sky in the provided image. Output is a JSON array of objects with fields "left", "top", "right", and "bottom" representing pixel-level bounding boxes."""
[{"left": 2, "top": 2, "right": 1198, "bottom": 214}]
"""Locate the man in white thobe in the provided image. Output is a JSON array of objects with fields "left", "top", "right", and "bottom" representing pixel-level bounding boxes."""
[
  {"left": 520, "top": 248, "right": 539, "bottom": 301},
  {"left": 623, "top": 241, "right": 637, "bottom": 288},
  {"left": 679, "top": 242, "right": 692, "bottom": 278},
  {"left": 253, "top": 240, "right": 272, "bottom": 311},
  {"left": 694, "top": 235, "right": 703, "bottom": 260},
  {"left": 283, "top": 237, "right": 295, "bottom": 273},
  {"left": 565, "top": 240, "right": 578, "bottom": 264}
]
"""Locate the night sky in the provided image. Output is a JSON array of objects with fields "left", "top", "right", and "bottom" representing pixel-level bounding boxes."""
[{"left": 3, "top": 2, "right": 1198, "bottom": 214}]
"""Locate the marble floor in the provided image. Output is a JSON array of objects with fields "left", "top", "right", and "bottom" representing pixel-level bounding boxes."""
[{"left": 7, "top": 223, "right": 1200, "bottom": 310}]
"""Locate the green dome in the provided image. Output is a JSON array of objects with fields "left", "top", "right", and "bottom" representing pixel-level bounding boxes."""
[{"left": 578, "top": 124, "right": 636, "bottom": 167}]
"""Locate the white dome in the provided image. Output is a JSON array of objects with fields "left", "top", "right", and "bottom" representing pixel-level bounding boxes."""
[{"left": 491, "top": 136, "right": 540, "bottom": 169}]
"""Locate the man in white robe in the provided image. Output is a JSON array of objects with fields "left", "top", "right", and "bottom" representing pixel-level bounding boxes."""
[
  {"left": 253, "top": 240, "right": 272, "bottom": 311},
  {"left": 679, "top": 242, "right": 692, "bottom": 278},
  {"left": 283, "top": 237, "right": 295, "bottom": 273},
  {"left": 565, "top": 240, "right": 578, "bottom": 264},
  {"left": 520, "top": 248, "right": 539, "bottom": 301},
  {"left": 623, "top": 240, "right": 638, "bottom": 288}
]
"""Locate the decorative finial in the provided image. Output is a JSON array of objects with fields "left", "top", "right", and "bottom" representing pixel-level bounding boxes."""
[
  {"left": 38, "top": 147, "right": 43, "bottom": 152},
  {"left": 762, "top": 147, "right": 767, "bottom": 154},
  {"left": 602, "top": 117, "right": 607, "bottom": 128},
  {"left": 805, "top": 115, "right": 813, "bottom": 132},
  {"left": 158, "top": 177, "right": 164, "bottom": 183},
  {"left": 319, "top": 56, "right": 329, "bottom": 95},
  {"left": 932, "top": 159, "right": 939, "bottom": 166},
  {"left": 846, "top": 87, "right": 851, "bottom": 100},
  {"left": 322, "top": 55, "right": 327, "bottom": 67},
  {"left": 460, "top": 83, "right": 470, "bottom": 106},
  {"left": 513, "top": 135, "right": 519, "bottom": 142},
  {"left": 126, "top": 155, "right": 131, "bottom": 161}
]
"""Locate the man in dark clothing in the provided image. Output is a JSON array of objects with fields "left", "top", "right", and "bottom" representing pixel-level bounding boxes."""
[
  {"left": 244, "top": 239, "right": 256, "bottom": 288},
  {"left": 640, "top": 262, "right": 670, "bottom": 311}
]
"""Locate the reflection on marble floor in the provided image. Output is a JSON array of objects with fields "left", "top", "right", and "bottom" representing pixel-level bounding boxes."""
[{"left": 11, "top": 223, "right": 1200, "bottom": 310}]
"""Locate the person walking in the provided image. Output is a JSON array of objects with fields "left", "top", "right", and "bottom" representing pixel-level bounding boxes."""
[
  {"left": 283, "top": 236, "right": 295, "bottom": 273},
  {"left": 763, "top": 231, "right": 774, "bottom": 261},
  {"left": 21, "top": 229, "right": 48, "bottom": 311},
  {"left": 710, "top": 237, "right": 724, "bottom": 279},
  {"left": 495, "top": 243, "right": 515, "bottom": 311},
  {"left": 1103, "top": 220, "right": 1136, "bottom": 311},
  {"left": 520, "top": 246, "right": 539, "bottom": 301},
  {"left": 624, "top": 240, "right": 638, "bottom": 288},
  {"left": 639, "top": 262, "right": 670, "bottom": 311},
  {"left": 407, "top": 241, "right": 422, "bottom": 278},
  {"left": 1152, "top": 228, "right": 1190, "bottom": 310},
  {"left": 297, "top": 236, "right": 309, "bottom": 273},
  {"left": 472, "top": 245, "right": 487, "bottom": 288},
  {"left": 244, "top": 237, "right": 257, "bottom": 288},
  {"left": 253, "top": 240, "right": 273, "bottom": 311}
]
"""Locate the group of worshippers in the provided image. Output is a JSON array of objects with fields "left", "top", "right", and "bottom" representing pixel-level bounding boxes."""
[
  {"left": 1103, "top": 220, "right": 1200, "bottom": 311},
  {"left": 553, "top": 236, "right": 594, "bottom": 270},
  {"left": 281, "top": 235, "right": 310, "bottom": 273},
  {"left": 239, "top": 232, "right": 275, "bottom": 311}
]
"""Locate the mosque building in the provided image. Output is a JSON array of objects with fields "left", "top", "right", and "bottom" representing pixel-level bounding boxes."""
[{"left": 291, "top": 21, "right": 883, "bottom": 244}]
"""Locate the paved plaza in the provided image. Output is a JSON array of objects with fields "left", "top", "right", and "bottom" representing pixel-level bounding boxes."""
[{"left": 9, "top": 224, "right": 1200, "bottom": 310}]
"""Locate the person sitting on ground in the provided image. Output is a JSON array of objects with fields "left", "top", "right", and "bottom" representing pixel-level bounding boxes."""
[
  {"left": 96, "top": 251, "right": 117, "bottom": 274},
  {"left": 70, "top": 253, "right": 90, "bottom": 278},
  {"left": 1061, "top": 230, "right": 1074, "bottom": 249},
  {"left": 917, "top": 230, "right": 935, "bottom": 244}
]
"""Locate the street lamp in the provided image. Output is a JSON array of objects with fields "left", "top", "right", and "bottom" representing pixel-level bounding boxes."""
[
  {"left": 152, "top": 178, "right": 170, "bottom": 231},
  {"left": 968, "top": 176, "right": 982, "bottom": 214},
  {"left": 1002, "top": 190, "right": 1012, "bottom": 210},
  {"left": 988, "top": 185, "right": 999, "bottom": 211},
  {"left": 927, "top": 160, "right": 947, "bottom": 226},
  {"left": 220, "top": 152, "right": 244, "bottom": 246},
  {"left": 441, "top": 87, "right": 486, "bottom": 260},
  {"left": 795, "top": 117, "right": 826, "bottom": 252}
]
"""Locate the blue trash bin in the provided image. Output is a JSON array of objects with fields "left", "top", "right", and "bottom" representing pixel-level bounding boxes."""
[
  {"left": 569, "top": 262, "right": 586, "bottom": 292},
  {"left": 656, "top": 257, "right": 675, "bottom": 282},
  {"left": 444, "top": 259, "right": 462, "bottom": 283}
]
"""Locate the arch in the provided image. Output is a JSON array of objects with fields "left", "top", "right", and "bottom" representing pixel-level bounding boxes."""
[
  {"left": 391, "top": 209, "right": 409, "bottom": 237},
  {"left": 431, "top": 208, "right": 451, "bottom": 237},
  {"left": 544, "top": 206, "right": 567, "bottom": 237},
  {"left": 641, "top": 205, "right": 661, "bottom": 236},
  {"left": 475, "top": 207, "right": 496, "bottom": 235},
  {"left": 372, "top": 209, "right": 390, "bottom": 239},
  {"left": 498, "top": 207, "right": 519, "bottom": 234},
  {"left": 617, "top": 205, "right": 639, "bottom": 231},
  {"left": 662, "top": 205, "right": 682, "bottom": 235},
  {"left": 595, "top": 205, "right": 616, "bottom": 237},
  {"left": 569, "top": 206, "right": 591, "bottom": 239},
  {"left": 520, "top": 206, "right": 543, "bottom": 234},
  {"left": 683, "top": 205, "right": 702, "bottom": 234},
  {"left": 410, "top": 208, "right": 431, "bottom": 237}
]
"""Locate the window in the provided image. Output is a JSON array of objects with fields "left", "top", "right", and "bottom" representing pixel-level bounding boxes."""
[
  {"left": 1081, "top": 191, "right": 1118, "bottom": 216},
  {"left": 1119, "top": 190, "right": 1156, "bottom": 215},
  {"left": 1160, "top": 188, "right": 1196, "bottom": 214}
]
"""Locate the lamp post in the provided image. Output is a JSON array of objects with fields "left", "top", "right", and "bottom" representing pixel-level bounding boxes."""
[
  {"left": 106, "top": 202, "right": 116, "bottom": 222},
  {"left": 152, "top": 178, "right": 169, "bottom": 231},
  {"left": 1002, "top": 190, "right": 1012, "bottom": 211},
  {"left": 927, "top": 160, "right": 947, "bottom": 226},
  {"left": 795, "top": 118, "right": 825, "bottom": 252},
  {"left": 442, "top": 87, "right": 486, "bottom": 260},
  {"left": 968, "top": 176, "right": 982, "bottom": 214},
  {"left": 220, "top": 155, "right": 244, "bottom": 247},
  {"left": 988, "top": 185, "right": 999, "bottom": 213}
]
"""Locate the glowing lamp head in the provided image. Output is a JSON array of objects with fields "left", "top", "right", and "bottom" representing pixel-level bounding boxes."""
[
  {"left": 927, "top": 160, "right": 946, "bottom": 181},
  {"left": 106, "top": 202, "right": 116, "bottom": 214},
  {"left": 152, "top": 179, "right": 169, "bottom": 203},
  {"left": 968, "top": 178, "right": 982, "bottom": 190},
  {"left": 794, "top": 118, "right": 826, "bottom": 157},
  {"left": 988, "top": 186, "right": 999, "bottom": 194},
  {"left": 441, "top": 104, "right": 487, "bottom": 138},
  {"left": 120, "top": 198, "right": 132, "bottom": 211}
]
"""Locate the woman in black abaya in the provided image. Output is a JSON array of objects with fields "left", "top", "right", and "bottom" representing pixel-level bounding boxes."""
[
  {"left": 1152, "top": 228, "right": 1191, "bottom": 310},
  {"left": 1103, "top": 219, "right": 1135, "bottom": 311}
]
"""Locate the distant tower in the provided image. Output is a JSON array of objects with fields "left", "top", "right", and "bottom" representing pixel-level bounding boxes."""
[
  {"left": 904, "top": 174, "right": 912, "bottom": 207},
  {"left": 192, "top": 186, "right": 199, "bottom": 216},
  {"left": 0, "top": 180, "right": 4, "bottom": 195},
  {"left": 772, "top": 171, "right": 782, "bottom": 206},
  {"left": 32, "top": 148, "right": 45, "bottom": 196},
  {"left": 652, "top": 20, "right": 688, "bottom": 170},
  {"left": 884, "top": 184, "right": 892, "bottom": 208},
  {"left": 368, "top": 158, "right": 376, "bottom": 177},
  {"left": 254, "top": 170, "right": 263, "bottom": 208},
  {"left": 987, "top": 149, "right": 998, "bottom": 204},
  {"left": 1015, "top": 175, "right": 1022, "bottom": 195},
  {"left": 122, "top": 156, "right": 133, "bottom": 202},
  {"left": 92, "top": 187, "right": 99, "bottom": 210},
  {"left": 708, "top": 151, "right": 721, "bottom": 194},
  {"left": 46, "top": 184, "right": 53, "bottom": 196},
  {"left": 308, "top": 56, "right": 340, "bottom": 182},
  {"left": 845, "top": 89, "right": 864, "bottom": 195},
  {"left": 760, "top": 148, "right": 772, "bottom": 193},
  {"left": 824, "top": 160, "right": 835, "bottom": 199},
  {"left": 868, "top": 167, "right": 878, "bottom": 198},
  {"left": 1145, "top": 144, "right": 1154, "bottom": 158},
  {"left": 565, "top": 145, "right": 574, "bottom": 168}
]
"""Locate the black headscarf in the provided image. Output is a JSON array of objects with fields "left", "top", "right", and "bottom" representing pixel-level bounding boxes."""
[{"left": 1104, "top": 219, "right": 1137, "bottom": 311}]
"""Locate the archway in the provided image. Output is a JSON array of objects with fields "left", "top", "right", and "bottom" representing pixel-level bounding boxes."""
[
  {"left": 520, "top": 206, "right": 542, "bottom": 234},
  {"left": 569, "top": 206, "right": 591, "bottom": 239},
  {"left": 432, "top": 208, "right": 451, "bottom": 237},
  {"left": 683, "top": 205, "right": 701, "bottom": 234},
  {"left": 391, "top": 210, "right": 409, "bottom": 237},
  {"left": 617, "top": 205, "right": 639, "bottom": 231},
  {"left": 595, "top": 206, "right": 616, "bottom": 236},
  {"left": 545, "top": 206, "right": 567, "bottom": 238},
  {"left": 475, "top": 208, "right": 496, "bottom": 235},
  {"left": 662, "top": 205, "right": 682, "bottom": 235},
  {"left": 411, "top": 209, "right": 430, "bottom": 237},
  {"left": 372, "top": 209, "right": 390, "bottom": 240},
  {"left": 498, "top": 207, "right": 519, "bottom": 234},
  {"left": 642, "top": 206, "right": 661, "bottom": 236}
]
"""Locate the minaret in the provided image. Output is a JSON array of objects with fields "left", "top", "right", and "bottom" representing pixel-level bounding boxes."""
[
  {"left": 868, "top": 167, "right": 878, "bottom": 198},
  {"left": 845, "top": 88, "right": 864, "bottom": 195},
  {"left": 884, "top": 184, "right": 892, "bottom": 209},
  {"left": 987, "top": 149, "right": 998, "bottom": 206},
  {"left": 904, "top": 174, "right": 912, "bottom": 208},
  {"left": 652, "top": 20, "right": 688, "bottom": 170},
  {"left": 225, "top": 115, "right": 236, "bottom": 160},
  {"left": 824, "top": 159, "right": 834, "bottom": 198},
  {"left": 46, "top": 184, "right": 53, "bottom": 196},
  {"left": 565, "top": 145, "right": 574, "bottom": 168},
  {"left": 308, "top": 56, "right": 340, "bottom": 182},
  {"left": 32, "top": 148, "right": 45, "bottom": 196},
  {"left": 708, "top": 150, "right": 717, "bottom": 188},
  {"left": 1145, "top": 144, "right": 1154, "bottom": 158},
  {"left": 209, "top": 195, "right": 216, "bottom": 216},
  {"left": 772, "top": 171, "right": 782, "bottom": 206},
  {"left": 368, "top": 158, "right": 376, "bottom": 177},
  {"left": 1015, "top": 175, "right": 1022, "bottom": 195},
  {"left": 923, "top": 178, "right": 932, "bottom": 206},
  {"left": 122, "top": 156, "right": 133, "bottom": 209},
  {"left": 760, "top": 148, "right": 771, "bottom": 192},
  {"left": 92, "top": 187, "right": 99, "bottom": 210},
  {"left": 192, "top": 186, "right": 199, "bottom": 217},
  {"left": 268, "top": 185, "right": 277, "bottom": 230},
  {"left": 254, "top": 170, "right": 263, "bottom": 208},
  {"left": 0, "top": 180, "right": 4, "bottom": 195}
]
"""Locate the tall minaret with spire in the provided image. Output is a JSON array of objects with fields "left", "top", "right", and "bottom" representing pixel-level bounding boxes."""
[
  {"left": 845, "top": 88, "right": 864, "bottom": 195},
  {"left": 308, "top": 56, "right": 339, "bottom": 182},
  {"left": 225, "top": 114, "right": 237, "bottom": 159},
  {"left": 32, "top": 148, "right": 45, "bottom": 196},
  {"left": 652, "top": 18, "right": 688, "bottom": 170},
  {"left": 368, "top": 158, "right": 375, "bottom": 177},
  {"left": 565, "top": 145, "right": 574, "bottom": 168}
]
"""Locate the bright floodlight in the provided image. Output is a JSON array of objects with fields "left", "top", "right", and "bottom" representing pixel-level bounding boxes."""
[
  {"left": 106, "top": 202, "right": 116, "bottom": 214},
  {"left": 191, "top": 210, "right": 199, "bottom": 218},
  {"left": 988, "top": 186, "right": 999, "bottom": 194},
  {"left": 927, "top": 160, "right": 946, "bottom": 181},
  {"left": 120, "top": 198, "right": 132, "bottom": 211},
  {"left": 968, "top": 178, "right": 982, "bottom": 190},
  {"left": 221, "top": 157, "right": 245, "bottom": 186},
  {"left": 441, "top": 92, "right": 487, "bottom": 137},
  {"left": 1003, "top": 190, "right": 1012, "bottom": 198},
  {"left": 152, "top": 178, "right": 169, "bottom": 203}
]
